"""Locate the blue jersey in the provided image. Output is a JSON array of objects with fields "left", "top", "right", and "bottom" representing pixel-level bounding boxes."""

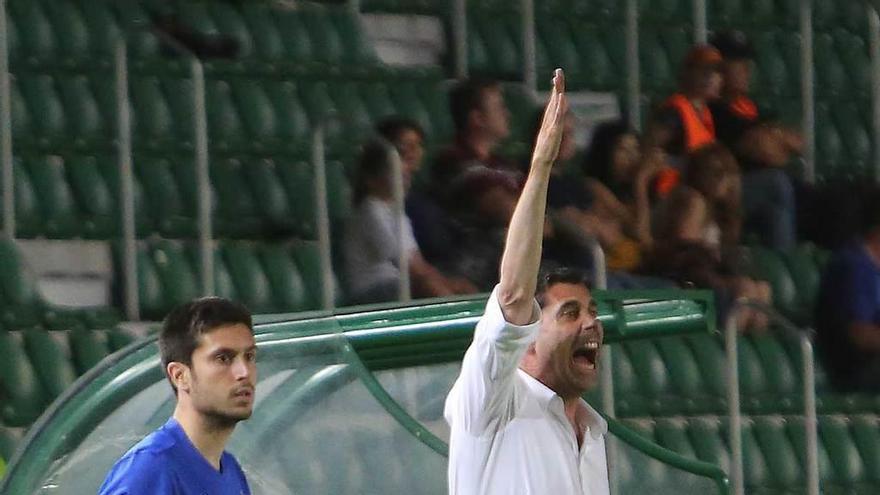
[{"left": 98, "top": 418, "right": 250, "bottom": 495}]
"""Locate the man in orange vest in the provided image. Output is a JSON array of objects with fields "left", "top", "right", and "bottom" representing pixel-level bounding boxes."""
[
  {"left": 709, "top": 30, "right": 800, "bottom": 250},
  {"left": 645, "top": 45, "right": 724, "bottom": 195}
]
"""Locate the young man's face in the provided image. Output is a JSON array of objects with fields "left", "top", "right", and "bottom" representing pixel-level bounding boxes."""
[
  {"left": 722, "top": 59, "right": 753, "bottom": 96},
  {"left": 186, "top": 323, "right": 258, "bottom": 425},
  {"left": 533, "top": 283, "right": 603, "bottom": 397},
  {"left": 393, "top": 128, "right": 425, "bottom": 192}
]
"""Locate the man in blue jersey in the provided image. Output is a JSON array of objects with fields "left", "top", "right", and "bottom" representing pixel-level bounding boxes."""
[{"left": 98, "top": 297, "right": 256, "bottom": 494}]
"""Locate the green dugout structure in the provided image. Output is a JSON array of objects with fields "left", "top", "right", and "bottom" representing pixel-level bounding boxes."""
[{"left": 0, "top": 289, "right": 727, "bottom": 494}]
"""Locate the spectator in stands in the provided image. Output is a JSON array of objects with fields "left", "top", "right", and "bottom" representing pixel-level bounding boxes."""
[
  {"left": 344, "top": 137, "right": 476, "bottom": 304},
  {"left": 578, "top": 120, "right": 669, "bottom": 270},
  {"left": 815, "top": 188, "right": 880, "bottom": 392},
  {"left": 645, "top": 45, "right": 723, "bottom": 182},
  {"left": 710, "top": 30, "right": 800, "bottom": 250},
  {"left": 99, "top": 298, "right": 254, "bottom": 494},
  {"left": 647, "top": 144, "right": 771, "bottom": 331},
  {"left": 432, "top": 77, "right": 519, "bottom": 194},
  {"left": 446, "top": 68, "right": 610, "bottom": 495}
]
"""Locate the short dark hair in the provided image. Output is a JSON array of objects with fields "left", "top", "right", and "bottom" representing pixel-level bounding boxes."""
[
  {"left": 535, "top": 267, "right": 592, "bottom": 308},
  {"left": 449, "top": 78, "right": 501, "bottom": 133},
  {"left": 160, "top": 297, "right": 253, "bottom": 393},
  {"left": 376, "top": 117, "right": 425, "bottom": 143}
]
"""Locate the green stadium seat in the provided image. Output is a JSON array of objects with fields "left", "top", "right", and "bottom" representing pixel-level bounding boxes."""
[
  {"left": 301, "top": 9, "right": 345, "bottom": 66},
  {"left": 131, "top": 242, "right": 165, "bottom": 319},
  {"left": 7, "top": 0, "right": 56, "bottom": 67},
  {"left": 57, "top": 75, "right": 107, "bottom": 148},
  {"left": 244, "top": 158, "right": 296, "bottom": 235},
  {"left": 851, "top": 415, "right": 880, "bottom": 483},
  {"left": 96, "top": 154, "right": 152, "bottom": 236},
  {"left": 136, "top": 156, "right": 195, "bottom": 237},
  {"left": 639, "top": 29, "right": 675, "bottom": 92},
  {"left": 208, "top": 2, "right": 255, "bottom": 61},
  {"left": 80, "top": 0, "right": 122, "bottom": 62},
  {"left": 211, "top": 158, "right": 262, "bottom": 238},
  {"left": 276, "top": 159, "right": 316, "bottom": 239},
  {"left": 68, "top": 327, "right": 115, "bottom": 374},
  {"left": 746, "top": 246, "right": 797, "bottom": 318},
  {"left": 231, "top": 80, "right": 278, "bottom": 149},
  {"left": 151, "top": 240, "right": 200, "bottom": 312},
  {"left": 130, "top": 76, "right": 176, "bottom": 150},
  {"left": 18, "top": 74, "right": 65, "bottom": 146},
  {"left": 299, "top": 81, "right": 337, "bottom": 129},
  {"left": 12, "top": 157, "right": 43, "bottom": 239},
  {"left": 267, "top": 81, "right": 311, "bottom": 150},
  {"left": 10, "top": 78, "right": 30, "bottom": 143},
  {"left": 331, "top": 81, "right": 374, "bottom": 141},
  {"left": 240, "top": 3, "right": 285, "bottom": 62},
  {"left": 292, "top": 240, "right": 340, "bottom": 309},
  {"left": 821, "top": 415, "right": 867, "bottom": 487},
  {"left": 23, "top": 155, "right": 80, "bottom": 238},
  {"left": 752, "top": 415, "right": 802, "bottom": 489},
  {"left": 258, "top": 244, "right": 309, "bottom": 312},
  {"left": 43, "top": 0, "right": 91, "bottom": 67},
  {"left": 161, "top": 78, "right": 196, "bottom": 146},
  {"left": 276, "top": 10, "right": 314, "bottom": 65},
  {"left": 569, "top": 24, "right": 616, "bottom": 90},
  {"left": 206, "top": 79, "right": 245, "bottom": 152},
  {"left": 65, "top": 155, "right": 116, "bottom": 239},
  {"left": 222, "top": 242, "right": 276, "bottom": 314},
  {"left": 0, "top": 331, "right": 47, "bottom": 426},
  {"left": 185, "top": 243, "right": 237, "bottom": 300},
  {"left": 23, "top": 330, "right": 77, "bottom": 401},
  {"left": 815, "top": 32, "right": 848, "bottom": 99},
  {"left": 390, "top": 80, "right": 433, "bottom": 139}
]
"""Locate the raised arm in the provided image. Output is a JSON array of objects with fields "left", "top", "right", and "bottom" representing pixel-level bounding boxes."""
[{"left": 497, "top": 69, "right": 567, "bottom": 324}]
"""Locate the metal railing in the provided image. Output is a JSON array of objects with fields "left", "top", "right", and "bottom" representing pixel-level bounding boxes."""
[
  {"left": 724, "top": 300, "right": 819, "bottom": 495},
  {"left": 0, "top": 0, "right": 12, "bottom": 239},
  {"left": 115, "top": 40, "right": 139, "bottom": 321},
  {"left": 310, "top": 123, "right": 337, "bottom": 311}
]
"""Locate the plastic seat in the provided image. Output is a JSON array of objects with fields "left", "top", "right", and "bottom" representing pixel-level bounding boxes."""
[
  {"left": 12, "top": 157, "right": 42, "bottom": 239},
  {"left": 331, "top": 81, "right": 374, "bottom": 140},
  {"left": 639, "top": 29, "right": 674, "bottom": 92},
  {"left": 850, "top": 415, "right": 880, "bottom": 483},
  {"left": 474, "top": 15, "right": 520, "bottom": 77},
  {"left": 244, "top": 158, "right": 296, "bottom": 235},
  {"left": 240, "top": 2, "right": 285, "bottom": 61},
  {"left": 80, "top": 0, "right": 122, "bottom": 62},
  {"left": 161, "top": 78, "right": 196, "bottom": 146},
  {"left": 23, "top": 330, "right": 78, "bottom": 401},
  {"left": 185, "top": 243, "right": 237, "bottom": 300},
  {"left": 68, "top": 328, "right": 115, "bottom": 374},
  {"left": 292, "top": 241, "right": 340, "bottom": 309},
  {"left": 832, "top": 103, "right": 871, "bottom": 176},
  {"left": 361, "top": 81, "right": 398, "bottom": 125},
  {"left": 0, "top": 424, "right": 22, "bottom": 462},
  {"left": 301, "top": 8, "right": 345, "bottom": 66},
  {"left": 151, "top": 240, "right": 200, "bottom": 311},
  {"left": 65, "top": 155, "right": 116, "bottom": 238},
  {"left": 267, "top": 82, "right": 311, "bottom": 149},
  {"left": 42, "top": 0, "right": 91, "bottom": 67},
  {"left": 10, "top": 78, "right": 31, "bottom": 142},
  {"left": 570, "top": 24, "right": 616, "bottom": 90},
  {"left": 24, "top": 155, "right": 81, "bottom": 238},
  {"left": 751, "top": 415, "right": 802, "bottom": 489},
  {"left": 258, "top": 244, "right": 309, "bottom": 312},
  {"left": 276, "top": 159, "right": 316, "bottom": 239},
  {"left": 129, "top": 242, "right": 165, "bottom": 319},
  {"left": 0, "top": 331, "right": 46, "bottom": 426},
  {"left": 276, "top": 10, "right": 314, "bottom": 64},
  {"left": 211, "top": 158, "right": 262, "bottom": 238},
  {"left": 7, "top": 0, "right": 56, "bottom": 66},
  {"left": 209, "top": 2, "right": 255, "bottom": 60},
  {"left": 814, "top": 32, "right": 848, "bottom": 99},
  {"left": 820, "top": 415, "right": 867, "bottom": 487},
  {"left": 57, "top": 75, "right": 106, "bottom": 148},
  {"left": 330, "top": 11, "right": 377, "bottom": 65},
  {"left": 136, "top": 156, "right": 195, "bottom": 237},
  {"left": 222, "top": 242, "right": 277, "bottom": 314},
  {"left": 18, "top": 74, "right": 66, "bottom": 146},
  {"left": 206, "top": 79, "right": 244, "bottom": 151},
  {"left": 747, "top": 246, "right": 797, "bottom": 319},
  {"left": 130, "top": 76, "right": 176, "bottom": 150},
  {"left": 620, "top": 340, "right": 671, "bottom": 415},
  {"left": 96, "top": 154, "right": 152, "bottom": 236},
  {"left": 231, "top": 80, "right": 279, "bottom": 148}
]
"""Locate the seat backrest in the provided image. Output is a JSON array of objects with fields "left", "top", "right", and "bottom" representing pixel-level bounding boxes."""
[{"left": 0, "top": 331, "right": 47, "bottom": 426}]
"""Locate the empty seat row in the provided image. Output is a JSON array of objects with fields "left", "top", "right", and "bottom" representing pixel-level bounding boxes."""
[
  {"left": 8, "top": 0, "right": 378, "bottom": 71},
  {"left": 128, "top": 239, "right": 341, "bottom": 321},
  {"left": 621, "top": 414, "right": 880, "bottom": 493},
  {"left": 7, "top": 72, "right": 453, "bottom": 154},
  {"left": 0, "top": 327, "right": 134, "bottom": 427},
  {"left": 7, "top": 152, "right": 351, "bottom": 240}
]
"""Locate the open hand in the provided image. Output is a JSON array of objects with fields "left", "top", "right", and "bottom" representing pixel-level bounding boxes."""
[{"left": 530, "top": 69, "right": 567, "bottom": 170}]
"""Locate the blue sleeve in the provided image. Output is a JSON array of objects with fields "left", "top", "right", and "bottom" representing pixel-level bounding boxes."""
[
  {"left": 97, "top": 452, "right": 177, "bottom": 495},
  {"left": 836, "top": 256, "right": 880, "bottom": 324}
]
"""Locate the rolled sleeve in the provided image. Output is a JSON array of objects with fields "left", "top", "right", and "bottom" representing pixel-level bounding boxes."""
[{"left": 445, "top": 285, "right": 541, "bottom": 434}]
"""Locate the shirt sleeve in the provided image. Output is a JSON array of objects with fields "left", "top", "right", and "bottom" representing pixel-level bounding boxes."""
[
  {"left": 444, "top": 285, "right": 541, "bottom": 435},
  {"left": 838, "top": 257, "right": 880, "bottom": 325},
  {"left": 97, "top": 452, "right": 176, "bottom": 495}
]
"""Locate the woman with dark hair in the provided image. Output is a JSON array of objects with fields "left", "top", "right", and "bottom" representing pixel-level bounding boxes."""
[
  {"left": 648, "top": 143, "right": 771, "bottom": 331},
  {"left": 575, "top": 120, "right": 666, "bottom": 270},
  {"left": 343, "top": 123, "right": 476, "bottom": 305}
]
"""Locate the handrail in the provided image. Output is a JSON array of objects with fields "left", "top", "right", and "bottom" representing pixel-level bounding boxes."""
[
  {"left": 311, "top": 123, "right": 336, "bottom": 310},
  {"left": 452, "top": 0, "right": 468, "bottom": 79},
  {"left": 521, "top": 0, "right": 537, "bottom": 94},
  {"left": 724, "top": 300, "right": 819, "bottom": 495},
  {"left": 625, "top": 0, "right": 642, "bottom": 131},
  {"left": 0, "top": 0, "right": 13, "bottom": 239},
  {"left": 604, "top": 416, "right": 731, "bottom": 494},
  {"left": 799, "top": 0, "right": 816, "bottom": 183},
  {"left": 693, "top": 0, "right": 708, "bottom": 44},
  {"left": 150, "top": 25, "right": 214, "bottom": 295},
  {"left": 870, "top": 5, "right": 880, "bottom": 181},
  {"left": 114, "top": 39, "right": 139, "bottom": 321}
]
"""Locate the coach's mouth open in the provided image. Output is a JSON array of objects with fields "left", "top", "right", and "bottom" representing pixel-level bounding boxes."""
[{"left": 572, "top": 340, "right": 600, "bottom": 371}]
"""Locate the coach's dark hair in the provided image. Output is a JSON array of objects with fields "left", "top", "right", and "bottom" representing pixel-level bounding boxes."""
[
  {"left": 160, "top": 297, "right": 253, "bottom": 393},
  {"left": 535, "top": 267, "right": 592, "bottom": 308},
  {"left": 449, "top": 77, "right": 501, "bottom": 133}
]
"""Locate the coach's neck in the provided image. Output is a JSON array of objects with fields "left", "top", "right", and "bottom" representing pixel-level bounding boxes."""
[{"left": 173, "top": 404, "right": 235, "bottom": 471}]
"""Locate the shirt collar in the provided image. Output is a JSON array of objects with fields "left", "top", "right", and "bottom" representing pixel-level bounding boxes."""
[{"left": 517, "top": 369, "right": 608, "bottom": 440}]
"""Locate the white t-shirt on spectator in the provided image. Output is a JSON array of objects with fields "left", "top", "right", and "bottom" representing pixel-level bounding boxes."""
[
  {"left": 445, "top": 285, "right": 610, "bottom": 495},
  {"left": 344, "top": 197, "right": 419, "bottom": 298}
]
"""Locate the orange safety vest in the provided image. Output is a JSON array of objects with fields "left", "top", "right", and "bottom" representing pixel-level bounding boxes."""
[{"left": 665, "top": 93, "right": 716, "bottom": 152}]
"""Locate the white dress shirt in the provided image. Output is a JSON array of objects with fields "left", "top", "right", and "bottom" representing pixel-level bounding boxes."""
[{"left": 444, "top": 286, "right": 610, "bottom": 495}]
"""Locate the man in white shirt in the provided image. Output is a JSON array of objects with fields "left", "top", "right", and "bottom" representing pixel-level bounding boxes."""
[{"left": 445, "top": 69, "right": 610, "bottom": 495}]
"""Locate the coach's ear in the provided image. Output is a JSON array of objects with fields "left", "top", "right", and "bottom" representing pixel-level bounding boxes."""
[{"left": 167, "top": 362, "right": 192, "bottom": 394}]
